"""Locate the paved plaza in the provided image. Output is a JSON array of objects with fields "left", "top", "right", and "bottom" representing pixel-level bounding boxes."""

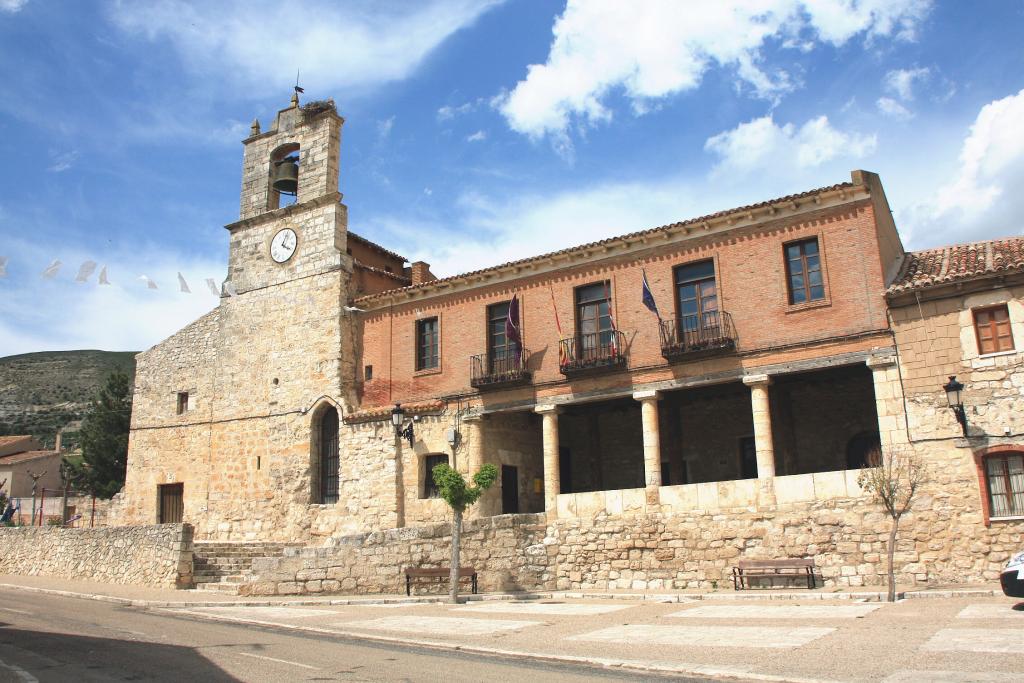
[{"left": 164, "top": 594, "right": 1024, "bottom": 682}]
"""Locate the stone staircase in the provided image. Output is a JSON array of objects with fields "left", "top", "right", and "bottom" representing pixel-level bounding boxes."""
[{"left": 191, "top": 542, "right": 300, "bottom": 594}]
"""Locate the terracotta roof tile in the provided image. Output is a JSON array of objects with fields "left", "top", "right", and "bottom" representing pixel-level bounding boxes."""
[
  {"left": 355, "top": 182, "right": 856, "bottom": 304},
  {"left": 887, "top": 236, "right": 1024, "bottom": 295},
  {"left": 344, "top": 399, "right": 445, "bottom": 424},
  {"left": 0, "top": 436, "right": 33, "bottom": 449},
  {"left": 0, "top": 450, "right": 59, "bottom": 465}
]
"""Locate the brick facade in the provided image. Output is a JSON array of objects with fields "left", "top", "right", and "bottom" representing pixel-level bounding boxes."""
[{"left": 112, "top": 95, "right": 1023, "bottom": 590}]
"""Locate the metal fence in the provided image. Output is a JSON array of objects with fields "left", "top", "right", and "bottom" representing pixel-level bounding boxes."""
[{"left": 3, "top": 489, "right": 97, "bottom": 527}]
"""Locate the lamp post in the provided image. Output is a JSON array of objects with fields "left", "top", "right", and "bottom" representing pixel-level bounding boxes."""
[
  {"left": 391, "top": 403, "right": 414, "bottom": 447},
  {"left": 943, "top": 375, "right": 968, "bottom": 436}
]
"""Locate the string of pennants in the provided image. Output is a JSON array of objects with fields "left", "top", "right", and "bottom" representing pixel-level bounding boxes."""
[{"left": 0, "top": 256, "right": 236, "bottom": 296}]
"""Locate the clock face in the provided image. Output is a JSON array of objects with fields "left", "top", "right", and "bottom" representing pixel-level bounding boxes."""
[{"left": 270, "top": 228, "right": 297, "bottom": 263}]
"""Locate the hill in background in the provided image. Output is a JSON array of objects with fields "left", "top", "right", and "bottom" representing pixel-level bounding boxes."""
[{"left": 0, "top": 350, "right": 137, "bottom": 449}]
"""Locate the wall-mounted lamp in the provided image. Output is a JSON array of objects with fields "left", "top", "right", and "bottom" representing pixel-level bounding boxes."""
[
  {"left": 943, "top": 375, "right": 968, "bottom": 436},
  {"left": 391, "top": 403, "right": 414, "bottom": 447}
]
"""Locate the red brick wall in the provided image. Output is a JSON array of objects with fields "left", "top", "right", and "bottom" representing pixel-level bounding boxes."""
[{"left": 359, "top": 200, "right": 893, "bottom": 408}]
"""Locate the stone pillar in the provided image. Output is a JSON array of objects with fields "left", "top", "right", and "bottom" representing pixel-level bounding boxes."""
[
  {"left": 866, "top": 354, "right": 909, "bottom": 448},
  {"left": 743, "top": 374, "right": 776, "bottom": 505},
  {"left": 462, "top": 414, "right": 494, "bottom": 518},
  {"left": 535, "top": 405, "right": 563, "bottom": 517},
  {"left": 633, "top": 390, "right": 662, "bottom": 506}
]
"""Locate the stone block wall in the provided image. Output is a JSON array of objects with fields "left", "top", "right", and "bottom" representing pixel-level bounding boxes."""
[
  {"left": 0, "top": 524, "right": 193, "bottom": 588},
  {"left": 241, "top": 514, "right": 552, "bottom": 596}
]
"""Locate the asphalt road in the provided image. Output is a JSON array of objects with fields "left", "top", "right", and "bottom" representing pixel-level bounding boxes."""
[{"left": 0, "top": 589, "right": 705, "bottom": 682}]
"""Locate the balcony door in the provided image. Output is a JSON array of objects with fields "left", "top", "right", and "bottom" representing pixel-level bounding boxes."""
[
  {"left": 487, "top": 301, "right": 514, "bottom": 375},
  {"left": 576, "top": 282, "right": 614, "bottom": 361},
  {"left": 675, "top": 260, "right": 718, "bottom": 344}
]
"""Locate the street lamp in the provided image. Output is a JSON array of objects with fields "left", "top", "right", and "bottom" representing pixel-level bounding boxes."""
[
  {"left": 391, "top": 403, "right": 414, "bottom": 447},
  {"left": 943, "top": 375, "right": 968, "bottom": 436}
]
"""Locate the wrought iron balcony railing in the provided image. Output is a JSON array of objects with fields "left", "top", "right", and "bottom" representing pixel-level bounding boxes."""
[
  {"left": 559, "top": 330, "right": 628, "bottom": 377},
  {"left": 658, "top": 311, "right": 737, "bottom": 361},
  {"left": 470, "top": 348, "right": 532, "bottom": 390}
]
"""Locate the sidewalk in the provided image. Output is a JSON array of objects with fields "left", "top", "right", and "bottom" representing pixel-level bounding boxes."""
[{"left": 1, "top": 574, "right": 1020, "bottom": 682}]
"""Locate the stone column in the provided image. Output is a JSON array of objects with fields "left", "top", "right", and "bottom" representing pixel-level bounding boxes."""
[
  {"left": 866, "top": 354, "right": 909, "bottom": 448},
  {"left": 633, "top": 390, "right": 662, "bottom": 506},
  {"left": 743, "top": 374, "right": 776, "bottom": 505},
  {"left": 462, "top": 414, "right": 494, "bottom": 518},
  {"left": 535, "top": 405, "right": 563, "bottom": 517}
]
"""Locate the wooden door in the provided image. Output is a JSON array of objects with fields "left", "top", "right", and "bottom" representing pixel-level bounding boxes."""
[
  {"left": 159, "top": 483, "right": 183, "bottom": 524},
  {"left": 501, "top": 465, "right": 519, "bottom": 514}
]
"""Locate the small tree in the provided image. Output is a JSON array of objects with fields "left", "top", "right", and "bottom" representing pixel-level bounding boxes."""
[
  {"left": 432, "top": 463, "right": 498, "bottom": 603},
  {"left": 68, "top": 371, "right": 132, "bottom": 499},
  {"left": 858, "top": 445, "right": 926, "bottom": 602}
]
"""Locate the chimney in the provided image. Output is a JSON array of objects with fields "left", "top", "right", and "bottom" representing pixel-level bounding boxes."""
[{"left": 409, "top": 261, "right": 436, "bottom": 286}]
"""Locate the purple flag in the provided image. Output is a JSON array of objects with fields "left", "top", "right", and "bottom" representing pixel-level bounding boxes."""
[{"left": 505, "top": 294, "right": 522, "bottom": 358}]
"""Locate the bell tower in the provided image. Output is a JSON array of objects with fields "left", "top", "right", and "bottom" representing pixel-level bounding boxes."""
[{"left": 224, "top": 94, "right": 349, "bottom": 295}]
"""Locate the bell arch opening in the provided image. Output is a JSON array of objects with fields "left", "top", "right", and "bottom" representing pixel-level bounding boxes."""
[
  {"left": 268, "top": 142, "right": 300, "bottom": 210},
  {"left": 310, "top": 403, "right": 340, "bottom": 505}
]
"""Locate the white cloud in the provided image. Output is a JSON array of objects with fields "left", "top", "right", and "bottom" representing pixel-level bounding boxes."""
[
  {"left": 0, "top": 0, "right": 28, "bottom": 13},
  {"left": 899, "top": 88, "right": 1024, "bottom": 247},
  {"left": 437, "top": 101, "right": 475, "bottom": 121},
  {"left": 876, "top": 96, "right": 914, "bottom": 120},
  {"left": 466, "top": 130, "right": 486, "bottom": 143},
  {"left": 497, "top": 0, "right": 931, "bottom": 143},
  {"left": 884, "top": 67, "right": 930, "bottom": 101},
  {"left": 0, "top": 237, "right": 222, "bottom": 357},
  {"left": 107, "top": 1, "right": 502, "bottom": 97},
  {"left": 377, "top": 116, "right": 395, "bottom": 140},
  {"left": 47, "top": 150, "right": 79, "bottom": 173},
  {"left": 705, "top": 115, "right": 876, "bottom": 177}
]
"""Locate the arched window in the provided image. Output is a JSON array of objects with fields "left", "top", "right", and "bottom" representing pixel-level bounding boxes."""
[
  {"left": 314, "top": 406, "right": 339, "bottom": 504},
  {"left": 268, "top": 143, "right": 300, "bottom": 210}
]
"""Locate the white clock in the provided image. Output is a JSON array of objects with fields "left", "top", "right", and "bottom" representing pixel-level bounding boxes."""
[{"left": 270, "top": 228, "right": 297, "bottom": 263}]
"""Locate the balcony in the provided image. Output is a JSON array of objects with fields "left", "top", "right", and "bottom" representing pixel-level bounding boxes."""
[
  {"left": 470, "top": 348, "right": 532, "bottom": 390},
  {"left": 659, "top": 311, "right": 737, "bottom": 362},
  {"left": 559, "top": 330, "right": 628, "bottom": 378}
]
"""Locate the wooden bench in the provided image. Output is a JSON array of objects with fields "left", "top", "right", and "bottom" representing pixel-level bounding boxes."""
[
  {"left": 732, "top": 559, "right": 816, "bottom": 590},
  {"left": 404, "top": 567, "right": 478, "bottom": 596}
]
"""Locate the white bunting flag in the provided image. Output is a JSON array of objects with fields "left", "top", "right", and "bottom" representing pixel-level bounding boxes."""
[
  {"left": 224, "top": 281, "right": 238, "bottom": 297},
  {"left": 0, "top": 256, "right": 8, "bottom": 278},
  {"left": 205, "top": 278, "right": 219, "bottom": 296},
  {"left": 75, "top": 260, "right": 97, "bottom": 283},
  {"left": 138, "top": 275, "right": 158, "bottom": 290},
  {"left": 41, "top": 260, "right": 62, "bottom": 278},
  {"left": 177, "top": 272, "right": 191, "bottom": 293},
  {"left": 98, "top": 266, "right": 110, "bottom": 285}
]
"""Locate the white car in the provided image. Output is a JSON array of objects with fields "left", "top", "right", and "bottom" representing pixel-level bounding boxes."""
[{"left": 1002, "top": 550, "right": 1024, "bottom": 598}]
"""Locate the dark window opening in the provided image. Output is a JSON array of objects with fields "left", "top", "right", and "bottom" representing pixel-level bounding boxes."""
[
  {"left": 423, "top": 454, "right": 448, "bottom": 498},
  {"left": 739, "top": 436, "right": 758, "bottom": 479},
  {"left": 502, "top": 465, "right": 520, "bottom": 514},
  {"left": 488, "top": 301, "right": 514, "bottom": 373},
  {"left": 974, "top": 305, "right": 1015, "bottom": 355},
  {"left": 416, "top": 317, "right": 439, "bottom": 370},
  {"left": 176, "top": 392, "right": 189, "bottom": 415},
  {"left": 986, "top": 453, "right": 1024, "bottom": 518},
  {"left": 319, "top": 407, "right": 340, "bottom": 504},
  {"left": 364, "top": 365, "right": 373, "bottom": 381},
  {"left": 785, "top": 238, "right": 825, "bottom": 304}
]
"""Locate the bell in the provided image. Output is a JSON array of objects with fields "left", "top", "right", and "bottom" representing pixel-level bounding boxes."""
[{"left": 272, "top": 157, "right": 298, "bottom": 195}]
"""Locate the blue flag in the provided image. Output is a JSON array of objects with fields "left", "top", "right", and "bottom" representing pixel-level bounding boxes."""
[{"left": 641, "top": 270, "right": 660, "bottom": 318}]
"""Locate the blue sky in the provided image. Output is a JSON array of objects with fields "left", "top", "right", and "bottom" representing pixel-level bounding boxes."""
[{"left": 1, "top": 0, "right": 1023, "bottom": 356}]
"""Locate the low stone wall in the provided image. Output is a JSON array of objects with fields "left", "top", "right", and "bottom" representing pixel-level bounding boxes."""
[
  {"left": 243, "top": 514, "right": 552, "bottom": 596},
  {"left": 0, "top": 524, "right": 194, "bottom": 588}
]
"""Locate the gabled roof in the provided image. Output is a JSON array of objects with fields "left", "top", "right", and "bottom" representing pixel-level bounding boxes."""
[
  {"left": 887, "top": 237, "right": 1024, "bottom": 296},
  {"left": 0, "top": 450, "right": 58, "bottom": 465},
  {"left": 0, "top": 436, "right": 33, "bottom": 450}
]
